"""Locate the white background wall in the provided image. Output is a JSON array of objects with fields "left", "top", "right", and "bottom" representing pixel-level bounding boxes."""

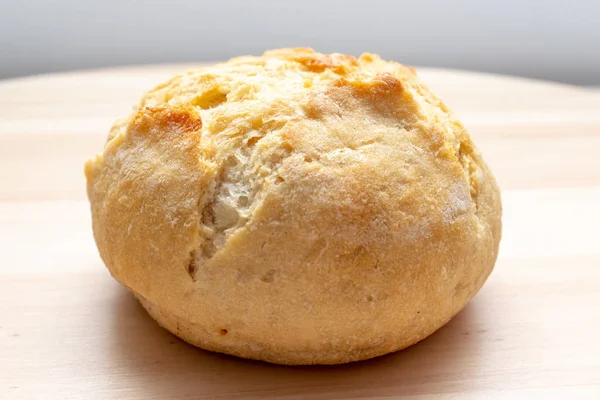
[{"left": 1, "top": 0, "right": 599, "bottom": 85}]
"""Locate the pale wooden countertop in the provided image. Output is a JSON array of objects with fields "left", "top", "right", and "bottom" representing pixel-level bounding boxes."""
[{"left": 1, "top": 65, "right": 599, "bottom": 399}]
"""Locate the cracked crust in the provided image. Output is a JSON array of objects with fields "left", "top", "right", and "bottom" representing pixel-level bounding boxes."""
[{"left": 85, "top": 48, "right": 501, "bottom": 365}]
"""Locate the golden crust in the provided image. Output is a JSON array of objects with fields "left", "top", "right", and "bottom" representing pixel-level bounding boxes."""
[{"left": 85, "top": 48, "right": 501, "bottom": 365}]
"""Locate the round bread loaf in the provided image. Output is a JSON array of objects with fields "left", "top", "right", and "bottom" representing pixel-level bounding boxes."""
[{"left": 85, "top": 48, "right": 501, "bottom": 365}]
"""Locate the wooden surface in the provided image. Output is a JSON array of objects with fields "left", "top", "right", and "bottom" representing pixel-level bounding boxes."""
[{"left": 1, "top": 65, "right": 600, "bottom": 399}]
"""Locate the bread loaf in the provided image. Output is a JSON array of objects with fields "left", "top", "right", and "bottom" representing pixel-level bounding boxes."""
[{"left": 85, "top": 48, "right": 502, "bottom": 364}]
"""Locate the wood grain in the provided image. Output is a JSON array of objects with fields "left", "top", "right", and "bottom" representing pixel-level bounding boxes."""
[{"left": 1, "top": 66, "right": 599, "bottom": 399}]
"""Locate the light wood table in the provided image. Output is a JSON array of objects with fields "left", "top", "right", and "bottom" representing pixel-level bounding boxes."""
[{"left": 1, "top": 65, "right": 599, "bottom": 399}]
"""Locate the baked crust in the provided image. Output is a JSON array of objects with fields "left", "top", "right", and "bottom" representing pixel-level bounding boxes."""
[{"left": 85, "top": 48, "right": 501, "bottom": 364}]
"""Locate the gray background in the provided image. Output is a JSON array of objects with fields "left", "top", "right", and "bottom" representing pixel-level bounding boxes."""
[{"left": 1, "top": 0, "right": 599, "bottom": 85}]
